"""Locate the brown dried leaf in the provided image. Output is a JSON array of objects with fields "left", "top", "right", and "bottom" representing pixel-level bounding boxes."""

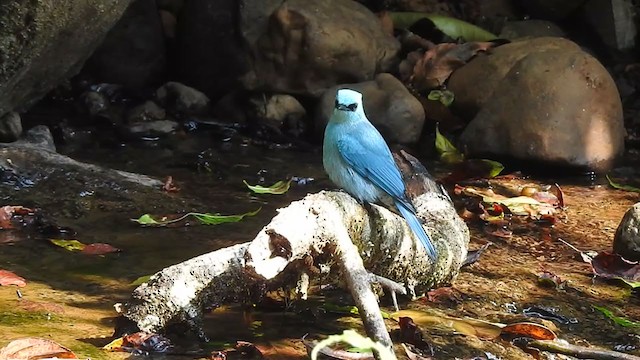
[
  {"left": 0, "top": 269, "right": 26, "bottom": 287},
  {"left": 0, "top": 337, "right": 77, "bottom": 359},
  {"left": 81, "top": 243, "right": 121, "bottom": 255},
  {"left": 405, "top": 42, "right": 495, "bottom": 91},
  {"left": 500, "top": 322, "right": 557, "bottom": 341}
]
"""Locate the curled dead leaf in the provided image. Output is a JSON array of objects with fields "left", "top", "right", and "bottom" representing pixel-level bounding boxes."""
[
  {"left": 500, "top": 322, "right": 557, "bottom": 341},
  {"left": 401, "top": 42, "right": 495, "bottom": 91}
]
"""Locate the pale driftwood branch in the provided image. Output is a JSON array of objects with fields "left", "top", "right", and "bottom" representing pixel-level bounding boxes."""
[
  {"left": 528, "top": 340, "right": 640, "bottom": 360},
  {"left": 117, "top": 152, "right": 469, "bottom": 358}
]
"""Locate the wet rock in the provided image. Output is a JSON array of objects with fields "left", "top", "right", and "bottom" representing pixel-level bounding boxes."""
[
  {"left": 81, "top": 0, "right": 166, "bottom": 89},
  {"left": 11, "top": 125, "right": 56, "bottom": 152},
  {"left": 155, "top": 82, "right": 210, "bottom": 115},
  {"left": 0, "top": 1, "right": 132, "bottom": 118},
  {"left": 240, "top": 0, "right": 400, "bottom": 97},
  {"left": 0, "top": 112, "right": 22, "bottom": 143},
  {"left": 126, "top": 120, "right": 179, "bottom": 138},
  {"left": 81, "top": 91, "right": 111, "bottom": 118},
  {"left": 452, "top": 37, "right": 624, "bottom": 172},
  {"left": 125, "top": 101, "right": 177, "bottom": 137},
  {"left": 249, "top": 94, "right": 306, "bottom": 136},
  {"left": 499, "top": 20, "right": 566, "bottom": 39},
  {"left": 127, "top": 101, "right": 167, "bottom": 123},
  {"left": 316, "top": 73, "right": 425, "bottom": 144},
  {"left": 176, "top": 0, "right": 247, "bottom": 100},
  {"left": 583, "top": 0, "right": 637, "bottom": 51},
  {"left": 613, "top": 202, "right": 640, "bottom": 262}
]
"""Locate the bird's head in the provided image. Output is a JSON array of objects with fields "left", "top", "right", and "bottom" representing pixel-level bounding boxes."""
[{"left": 334, "top": 89, "right": 363, "bottom": 113}]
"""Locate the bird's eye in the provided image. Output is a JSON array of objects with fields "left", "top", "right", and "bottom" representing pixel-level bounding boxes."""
[{"left": 347, "top": 103, "right": 358, "bottom": 111}]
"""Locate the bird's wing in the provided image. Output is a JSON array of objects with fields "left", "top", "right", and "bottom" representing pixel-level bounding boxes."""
[{"left": 336, "top": 135, "right": 408, "bottom": 203}]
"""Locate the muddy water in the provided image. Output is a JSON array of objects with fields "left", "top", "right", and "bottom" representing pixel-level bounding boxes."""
[{"left": 1, "top": 129, "right": 640, "bottom": 359}]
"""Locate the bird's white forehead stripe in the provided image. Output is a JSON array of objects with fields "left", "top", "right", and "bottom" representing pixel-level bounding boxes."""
[{"left": 336, "top": 89, "right": 363, "bottom": 105}]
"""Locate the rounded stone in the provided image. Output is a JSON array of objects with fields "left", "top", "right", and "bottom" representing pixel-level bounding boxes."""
[
  {"left": 613, "top": 203, "right": 640, "bottom": 262},
  {"left": 451, "top": 38, "right": 624, "bottom": 172},
  {"left": 316, "top": 73, "right": 425, "bottom": 145}
]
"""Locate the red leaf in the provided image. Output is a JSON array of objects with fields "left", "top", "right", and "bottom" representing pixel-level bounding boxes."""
[
  {"left": 426, "top": 287, "right": 463, "bottom": 304},
  {"left": 81, "top": 243, "right": 121, "bottom": 255},
  {"left": 0, "top": 269, "right": 26, "bottom": 287},
  {"left": 591, "top": 252, "right": 640, "bottom": 281},
  {"left": 398, "top": 317, "right": 432, "bottom": 350},
  {"left": 0, "top": 205, "right": 34, "bottom": 230}
]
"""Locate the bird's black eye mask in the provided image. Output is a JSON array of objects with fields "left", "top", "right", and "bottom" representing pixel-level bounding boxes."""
[{"left": 335, "top": 100, "right": 358, "bottom": 112}]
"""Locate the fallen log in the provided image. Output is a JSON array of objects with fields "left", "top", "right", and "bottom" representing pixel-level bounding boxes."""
[{"left": 116, "top": 151, "right": 470, "bottom": 355}]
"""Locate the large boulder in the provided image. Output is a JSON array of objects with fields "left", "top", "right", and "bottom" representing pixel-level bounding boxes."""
[
  {"left": 316, "top": 74, "right": 425, "bottom": 145},
  {"left": 240, "top": 0, "right": 400, "bottom": 97},
  {"left": 0, "top": 1, "right": 132, "bottom": 116},
  {"left": 81, "top": 0, "right": 166, "bottom": 89},
  {"left": 449, "top": 37, "right": 624, "bottom": 172}
]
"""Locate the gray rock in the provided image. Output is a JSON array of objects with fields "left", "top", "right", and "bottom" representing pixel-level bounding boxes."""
[
  {"left": 452, "top": 38, "right": 624, "bottom": 172},
  {"left": 613, "top": 203, "right": 640, "bottom": 261},
  {"left": 499, "top": 20, "right": 566, "bottom": 39},
  {"left": 316, "top": 73, "right": 425, "bottom": 144},
  {"left": 249, "top": 94, "right": 306, "bottom": 130},
  {"left": 240, "top": 0, "right": 400, "bottom": 97},
  {"left": 11, "top": 125, "right": 56, "bottom": 152},
  {"left": 155, "top": 82, "right": 210, "bottom": 115},
  {"left": 0, "top": 112, "right": 23, "bottom": 143},
  {"left": 81, "top": 0, "right": 166, "bottom": 89},
  {"left": 0, "top": 0, "right": 132, "bottom": 117}
]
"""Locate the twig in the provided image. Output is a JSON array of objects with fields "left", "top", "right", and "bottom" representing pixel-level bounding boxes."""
[{"left": 528, "top": 339, "right": 640, "bottom": 360}]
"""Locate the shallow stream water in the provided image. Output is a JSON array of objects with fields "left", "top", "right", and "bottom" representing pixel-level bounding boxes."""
[{"left": 1, "top": 126, "right": 640, "bottom": 359}]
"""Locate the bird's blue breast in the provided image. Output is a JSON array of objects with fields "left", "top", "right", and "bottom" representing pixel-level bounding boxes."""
[{"left": 323, "top": 121, "right": 386, "bottom": 203}]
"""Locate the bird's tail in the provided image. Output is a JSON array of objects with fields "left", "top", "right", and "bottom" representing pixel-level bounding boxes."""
[{"left": 396, "top": 201, "right": 437, "bottom": 260}]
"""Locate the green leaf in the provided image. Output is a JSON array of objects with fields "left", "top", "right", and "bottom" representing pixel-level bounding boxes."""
[
  {"left": 479, "top": 159, "right": 504, "bottom": 178},
  {"left": 428, "top": 89, "right": 455, "bottom": 107},
  {"left": 244, "top": 179, "right": 292, "bottom": 194},
  {"left": 132, "top": 214, "right": 160, "bottom": 225},
  {"left": 131, "top": 208, "right": 260, "bottom": 227},
  {"left": 321, "top": 303, "right": 390, "bottom": 319},
  {"left": 593, "top": 305, "right": 640, "bottom": 327},
  {"left": 50, "top": 239, "right": 86, "bottom": 252},
  {"left": 191, "top": 207, "right": 261, "bottom": 225},
  {"left": 606, "top": 174, "right": 640, "bottom": 193},
  {"left": 389, "top": 12, "right": 497, "bottom": 42},
  {"left": 435, "top": 125, "right": 464, "bottom": 164},
  {"left": 311, "top": 330, "right": 395, "bottom": 360},
  {"left": 617, "top": 278, "right": 640, "bottom": 289},
  {"left": 130, "top": 275, "right": 152, "bottom": 286}
]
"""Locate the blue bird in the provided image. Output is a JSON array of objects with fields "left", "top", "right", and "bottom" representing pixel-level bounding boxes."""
[{"left": 323, "top": 88, "right": 437, "bottom": 260}]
